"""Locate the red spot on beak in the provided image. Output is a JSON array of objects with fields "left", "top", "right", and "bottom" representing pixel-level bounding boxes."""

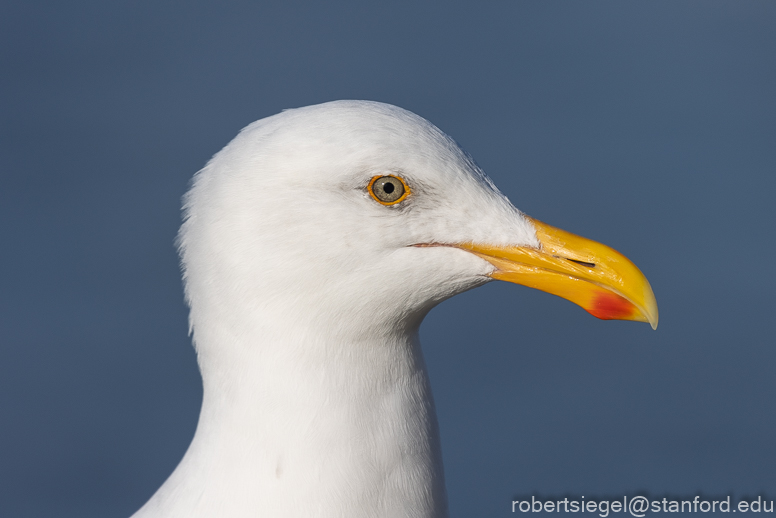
[{"left": 587, "top": 292, "right": 636, "bottom": 320}]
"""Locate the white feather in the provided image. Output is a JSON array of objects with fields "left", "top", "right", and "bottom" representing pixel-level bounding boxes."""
[{"left": 131, "top": 100, "right": 537, "bottom": 518}]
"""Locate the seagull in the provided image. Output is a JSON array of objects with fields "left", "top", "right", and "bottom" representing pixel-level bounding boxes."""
[{"left": 130, "top": 100, "right": 657, "bottom": 518}]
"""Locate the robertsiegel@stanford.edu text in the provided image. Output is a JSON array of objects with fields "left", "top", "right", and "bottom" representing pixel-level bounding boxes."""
[{"left": 512, "top": 495, "right": 773, "bottom": 516}]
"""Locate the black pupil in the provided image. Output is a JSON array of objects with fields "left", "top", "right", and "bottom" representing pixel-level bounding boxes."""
[{"left": 383, "top": 181, "right": 395, "bottom": 194}]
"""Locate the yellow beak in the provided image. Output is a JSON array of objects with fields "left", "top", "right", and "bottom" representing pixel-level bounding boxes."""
[{"left": 459, "top": 218, "right": 658, "bottom": 329}]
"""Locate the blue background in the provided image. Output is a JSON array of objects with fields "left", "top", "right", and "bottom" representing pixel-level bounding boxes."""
[{"left": 1, "top": 2, "right": 774, "bottom": 517}]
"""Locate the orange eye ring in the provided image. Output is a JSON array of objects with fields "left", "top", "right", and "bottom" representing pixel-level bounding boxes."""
[{"left": 368, "top": 175, "right": 411, "bottom": 205}]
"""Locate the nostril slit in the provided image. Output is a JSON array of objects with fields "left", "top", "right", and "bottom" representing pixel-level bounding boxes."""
[{"left": 567, "top": 258, "right": 596, "bottom": 268}]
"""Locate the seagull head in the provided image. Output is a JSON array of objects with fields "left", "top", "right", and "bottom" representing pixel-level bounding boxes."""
[{"left": 177, "top": 100, "right": 657, "bottom": 358}]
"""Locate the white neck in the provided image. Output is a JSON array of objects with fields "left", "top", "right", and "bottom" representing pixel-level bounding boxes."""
[{"left": 132, "top": 317, "right": 449, "bottom": 518}]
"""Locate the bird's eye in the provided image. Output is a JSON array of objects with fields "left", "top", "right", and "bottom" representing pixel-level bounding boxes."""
[{"left": 368, "top": 175, "right": 410, "bottom": 205}]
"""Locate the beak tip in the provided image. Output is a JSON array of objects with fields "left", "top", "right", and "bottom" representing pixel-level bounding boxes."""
[
  {"left": 645, "top": 289, "right": 659, "bottom": 330},
  {"left": 649, "top": 306, "right": 659, "bottom": 331}
]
